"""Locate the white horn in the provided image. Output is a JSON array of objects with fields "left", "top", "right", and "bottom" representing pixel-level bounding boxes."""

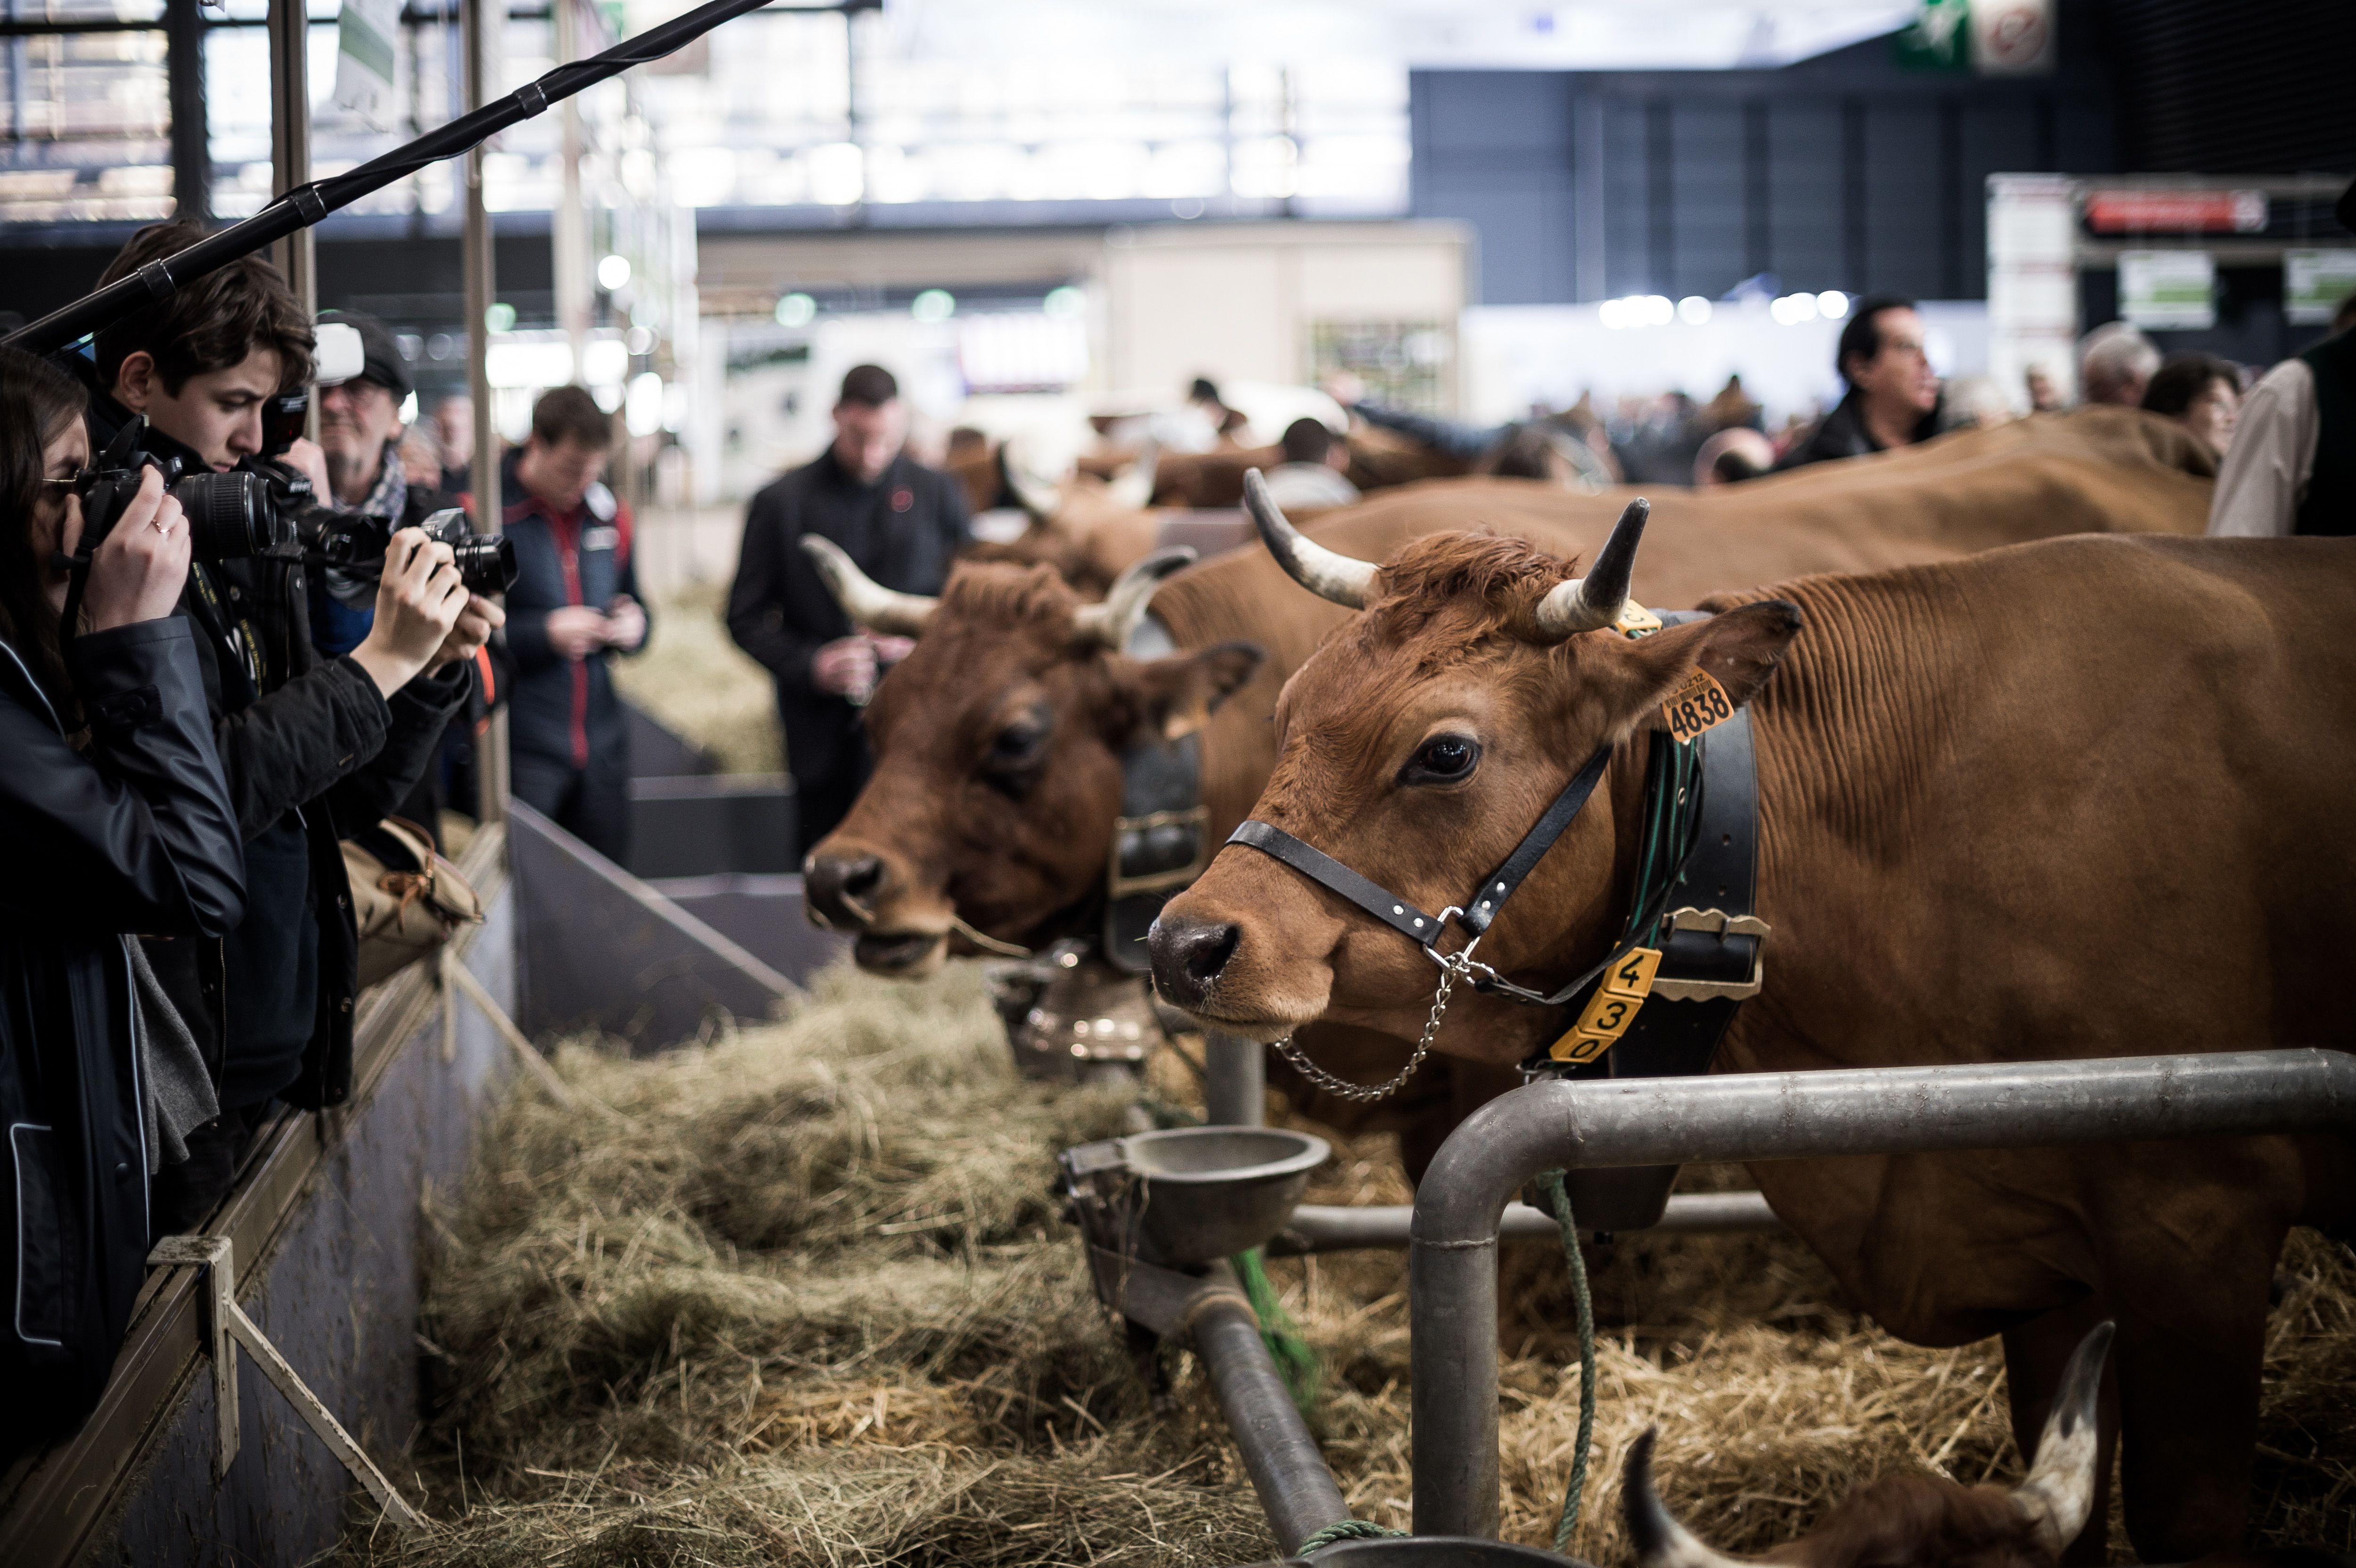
[
  {"left": 1072, "top": 546, "right": 1196, "bottom": 649},
  {"left": 799, "top": 535, "right": 940, "bottom": 637},
  {"left": 1243, "top": 467, "right": 1376, "bottom": 609},
  {"left": 2013, "top": 1322, "right": 2116, "bottom": 1554},
  {"left": 1622, "top": 1429, "right": 1752, "bottom": 1568},
  {"left": 1534, "top": 497, "right": 1651, "bottom": 639},
  {"left": 1105, "top": 436, "right": 1159, "bottom": 510}
]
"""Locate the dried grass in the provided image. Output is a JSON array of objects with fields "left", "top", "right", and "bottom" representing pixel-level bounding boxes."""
[
  {"left": 612, "top": 583, "right": 784, "bottom": 775},
  {"left": 348, "top": 961, "right": 2356, "bottom": 1566}
]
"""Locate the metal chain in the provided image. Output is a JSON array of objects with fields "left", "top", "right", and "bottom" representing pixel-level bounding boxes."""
[{"left": 1270, "top": 927, "right": 1478, "bottom": 1103}]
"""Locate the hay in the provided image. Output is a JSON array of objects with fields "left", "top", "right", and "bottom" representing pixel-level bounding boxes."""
[
  {"left": 352, "top": 962, "right": 2356, "bottom": 1566},
  {"left": 613, "top": 583, "right": 784, "bottom": 775}
]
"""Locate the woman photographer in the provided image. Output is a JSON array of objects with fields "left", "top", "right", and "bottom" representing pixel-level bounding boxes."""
[{"left": 0, "top": 347, "right": 245, "bottom": 1454}]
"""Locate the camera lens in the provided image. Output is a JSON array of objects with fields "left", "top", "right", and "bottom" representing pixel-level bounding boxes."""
[
  {"left": 452, "top": 535, "right": 518, "bottom": 595},
  {"left": 170, "top": 470, "right": 278, "bottom": 560}
]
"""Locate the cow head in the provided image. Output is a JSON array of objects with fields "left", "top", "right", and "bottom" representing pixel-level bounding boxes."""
[
  {"left": 801, "top": 541, "right": 1263, "bottom": 977},
  {"left": 1624, "top": 1323, "right": 2114, "bottom": 1568},
  {"left": 1147, "top": 475, "right": 1800, "bottom": 1065}
]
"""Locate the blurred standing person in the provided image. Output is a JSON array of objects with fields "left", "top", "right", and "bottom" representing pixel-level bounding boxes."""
[
  {"left": 2024, "top": 363, "right": 2065, "bottom": 413},
  {"left": 728, "top": 364, "right": 968, "bottom": 855},
  {"left": 2141, "top": 353, "right": 2242, "bottom": 459},
  {"left": 502, "top": 386, "right": 649, "bottom": 863},
  {"left": 2078, "top": 322, "right": 2161, "bottom": 407},
  {"left": 1775, "top": 294, "right": 1941, "bottom": 470},
  {"left": 433, "top": 393, "right": 474, "bottom": 494},
  {"left": 1259, "top": 416, "right": 1359, "bottom": 509}
]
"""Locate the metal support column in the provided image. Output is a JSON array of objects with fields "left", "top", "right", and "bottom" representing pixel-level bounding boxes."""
[
  {"left": 164, "top": 0, "right": 208, "bottom": 223},
  {"left": 462, "top": 0, "right": 508, "bottom": 823},
  {"left": 551, "top": 0, "right": 592, "bottom": 374},
  {"left": 1203, "top": 1030, "right": 1265, "bottom": 1127},
  {"left": 267, "top": 0, "right": 313, "bottom": 318}
]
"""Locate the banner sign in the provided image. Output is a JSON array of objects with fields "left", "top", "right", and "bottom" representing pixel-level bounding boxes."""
[
  {"left": 2118, "top": 250, "right": 2216, "bottom": 332},
  {"left": 2285, "top": 251, "right": 2356, "bottom": 327},
  {"left": 335, "top": 0, "right": 403, "bottom": 132},
  {"left": 2086, "top": 190, "right": 2267, "bottom": 234}
]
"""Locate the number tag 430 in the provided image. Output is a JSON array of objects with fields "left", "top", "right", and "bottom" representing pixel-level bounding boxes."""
[
  {"left": 1547, "top": 946, "right": 1662, "bottom": 1064},
  {"left": 1661, "top": 668, "right": 1734, "bottom": 745}
]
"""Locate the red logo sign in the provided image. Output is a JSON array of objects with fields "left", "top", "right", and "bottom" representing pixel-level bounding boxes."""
[
  {"left": 2086, "top": 190, "right": 2267, "bottom": 234},
  {"left": 890, "top": 488, "right": 914, "bottom": 513}
]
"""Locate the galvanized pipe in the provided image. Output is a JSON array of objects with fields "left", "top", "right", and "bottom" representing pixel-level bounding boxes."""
[
  {"left": 1204, "top": 1029, "right": 1267, "bottom": 1127},
  {"left": 1190, "top": 1261, "right": 1351, "bottom": 1553},
  {"left": 1270, "top": 1190, "right": 1781, "bottom": 1255},
  {"left": 1408, "top": 1049, "right": 2356, "bottom": 1539}
]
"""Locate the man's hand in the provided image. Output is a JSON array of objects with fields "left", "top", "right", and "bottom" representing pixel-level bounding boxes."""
[
  {"left": 282, "top": 436, "right": 331, "bottom": 503},
  {"left": 811, "top": 634, "right": 878, "bottom": 699},
  {"left": 543, "top": 605, "right": 608, "bottom": 662},
  {"left": 79, "top": 468, "right": 193, "bottom": 632},
  {"left": 603, "top": 593, "right": 647, "bottom": 653},
  {"left": 867, "top": 632, "right": 915, "bottom": 665},
  {"left": 351, "top": 528, "right": 466, "bottom": 697},
  {"left": 426, "top": 593, "right": 507, "bottom": 673}
]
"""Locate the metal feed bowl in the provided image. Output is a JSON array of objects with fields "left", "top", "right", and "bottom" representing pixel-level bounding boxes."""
[
  {"left": 1118, "top": 1126, "right": 1330, "bottom": 1265},
  {"left": 1282, "top": 1538, "right": 1595, "bottom": 1568}
]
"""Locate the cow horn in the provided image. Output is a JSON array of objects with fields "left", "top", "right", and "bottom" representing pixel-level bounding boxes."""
[
  {"left": 1533, "top": 497, "right": 1650, "bottom": 638},
  {"left": 1072, "top": 546, "right": 1197, "bottom": 649},
  {"left": 1244, "top": 467, "right": 1376, "bottom": 609},
  {"left": 1623, "top": 1429, "right": 1753, "bottom": 1568},
  {"left": 2012, "top": 1321, "right": 2116, "bottom": 1554},
  {"left": 799, "top": 535, "right": 940, "bottom": 637},
  {"left": 1104, "top": 436, "right": 1159, "bottom": 511}
]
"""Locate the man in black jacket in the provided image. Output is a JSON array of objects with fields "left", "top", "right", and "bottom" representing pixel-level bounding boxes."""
[
  {"left": 79, "top": 220, "right": 494, "bottom": 1235},
  {"left": 727, "top": 364, "right": 968, "bottom": 852},
  {"left": 1775, "top": 295, "right": 1942, "bottom": 471}
]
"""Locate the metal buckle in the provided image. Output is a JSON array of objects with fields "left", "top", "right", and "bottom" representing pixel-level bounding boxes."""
[
  {"left": 1648, "top": 906, "right": 1769, "bottom": 1002},
  {"left": 1106, "top": 803, "right": 1211, "bottom": 899}
]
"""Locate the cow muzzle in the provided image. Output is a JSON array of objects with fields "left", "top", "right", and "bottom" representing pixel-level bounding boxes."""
[
  {"left": 803, "top": 845, "right": 949, "bottom": 975},
  {"left": 1145, "top": 897, "right": 1332, "bottom": 1042}
]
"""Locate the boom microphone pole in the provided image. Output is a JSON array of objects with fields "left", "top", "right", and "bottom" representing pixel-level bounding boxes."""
[{"left": 3, "top": 0, "right": 822, "bottom": 356}]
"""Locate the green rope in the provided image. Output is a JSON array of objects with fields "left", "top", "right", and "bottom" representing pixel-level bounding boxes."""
[
  {"left": 1295, "top": 1519, "right": 1407, "bottom": 1553},
  {"left": 1231, "top": 1247, "right": 1321, "bottom": 1414},
  {"left": 1534, "top": 1170, "right": 1597, "bottom": 1556}
]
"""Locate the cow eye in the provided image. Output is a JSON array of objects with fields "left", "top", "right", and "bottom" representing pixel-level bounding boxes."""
[
  {"left": 1402, "top": 733, "right": 1480, "bottom": 784},
  {"left": 987, "top": 721, "right": 1048, "bottom": 771}
]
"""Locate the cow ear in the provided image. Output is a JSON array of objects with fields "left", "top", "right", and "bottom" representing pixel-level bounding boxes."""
[
  {"left": 1596, "top": 599, "right": 1803, "bottom": 730},
  {"left": 1128, "top": 640, "right": 1266, "bottom": 742}
]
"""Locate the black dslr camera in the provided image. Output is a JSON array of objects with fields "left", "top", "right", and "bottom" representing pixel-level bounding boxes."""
[
  {"left": 71, "top": 416, "right": 293, "bottom": 563},
  {"left": 307, "top": 507, "right": 519, "bottom": 596}
]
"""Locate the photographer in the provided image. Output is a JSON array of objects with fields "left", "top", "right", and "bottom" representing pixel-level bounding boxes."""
[
  {"left": 79, "top": 220, "right": 499, "bottom": 1233},
  {"left": 1, "top": 349, "right": 245, "bottom": 1451}
]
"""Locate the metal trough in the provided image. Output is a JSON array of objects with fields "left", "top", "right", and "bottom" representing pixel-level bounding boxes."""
[
  {"left": 1406, "top": 1049, "right": 2356, "bottom": 1539},
  {"left": 1064, "top": 1125, "right": 1330, "bottom": 1266}
]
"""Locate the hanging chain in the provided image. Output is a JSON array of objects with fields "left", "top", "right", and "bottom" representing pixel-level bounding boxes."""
[{"left": 1271, "top": 919, "right": 1479, "bottom": 1103}]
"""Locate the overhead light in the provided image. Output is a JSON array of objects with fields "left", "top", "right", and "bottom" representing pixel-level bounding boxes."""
[
  {"left": 1042, "top": 285, "right": 1085, "bottom": 319},
  {"left": 597, "top": 254, "right": 631, "bottom": 291},
  {"left": 775, "top": 292, "right": 816, "bottom": 327},
  {"left": 1770, "top": 292, "right": 1820, "bottom": 326},
  {"left": 1817, "top": 291, "right": 1850, "bottom": 319},
  {"left": 911, "top": 288, "right": 956, "bottom": 322},
  {"left": 1677, "top": 295, "right": 1712, "bottom": 325}
]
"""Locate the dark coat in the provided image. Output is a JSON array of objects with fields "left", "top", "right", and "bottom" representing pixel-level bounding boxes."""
[
  {"left": 725, "top": 448, "right": 969, "bottom": 791},
  {"left": 1774, "top": 388, "right": 1941, "bottom": 471},
  {"left": 0, "top": 619, "right": 245, "bottom": 1444},
  {"left": 499, "top": 452, "right": 646, "bottom": 774}
]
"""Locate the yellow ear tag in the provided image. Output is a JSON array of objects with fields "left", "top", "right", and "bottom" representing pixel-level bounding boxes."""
[
  {"left": 1661, "top": 668, "right": 1734, "bottom": 746},
  {"left": 1615, "top": 603, "right": 1663, "bottom": 637},
  {"left": 1546, "top": 946, "right": 1661, "bottom": 1063}
]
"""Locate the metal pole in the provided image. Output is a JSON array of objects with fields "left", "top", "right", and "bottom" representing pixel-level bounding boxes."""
[
  {"left": 1268, "top": 1190, "right": 1781, "bottom": 1256},
  {"left": 1203, "top": 1029, "right": 1266, "bottom": 1127},
  {"left": 1406, "top": 1049, "right": 2356, "bottom": 1540},
  {"left": 267, "top": 0, "right": 314, "bottom": 319},
  {"left": 1190, "top": 1263, "right": 1352, "bottom": 1554},
  {"left": 164, "top": 0, "right": 208, "bottom": 223},
  {"left": 462, "top": 0, "right": 507, "bottom": 825},
  {"left": 552, "top": 0, "right": 592, "bottom": 376}
]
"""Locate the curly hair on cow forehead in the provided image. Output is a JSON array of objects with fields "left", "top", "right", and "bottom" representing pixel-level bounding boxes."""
[
  {"left": 1361, "top": 530, "right": 1587, "bottom": 646},
  {"left": 936, "top": 558, "right": 1086, "bottom": 633}
]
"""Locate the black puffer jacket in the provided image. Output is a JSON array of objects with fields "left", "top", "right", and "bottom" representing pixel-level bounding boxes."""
[{"left": 0, "top": 619, "right": 244, "bottom": 1447}]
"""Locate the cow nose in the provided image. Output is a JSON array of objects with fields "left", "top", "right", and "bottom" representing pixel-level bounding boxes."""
[
  {"left": 805, "top": 851, "right": 886, "bottom": 927},
  {"left": 1148, "top": 913, "right": 1240, "bottom": 1009}
]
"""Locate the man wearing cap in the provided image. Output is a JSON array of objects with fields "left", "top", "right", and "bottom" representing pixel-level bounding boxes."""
[{"left": 307, "top": 310, "right": 467, "bottom": 657}]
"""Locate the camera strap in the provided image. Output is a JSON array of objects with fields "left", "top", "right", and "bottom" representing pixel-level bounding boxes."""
[{"left": 185, "top": 564, "right": 263, "bottom": 708}]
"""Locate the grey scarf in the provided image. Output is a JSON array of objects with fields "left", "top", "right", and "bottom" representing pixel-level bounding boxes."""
[{"left": 128, "top": 938, "right": 219, "bottom": 1173}]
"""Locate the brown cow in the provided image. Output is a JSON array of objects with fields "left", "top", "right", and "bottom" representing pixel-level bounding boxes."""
[
  {"left": 802, "top": 409, "right": 2215, "bottom": 1175},
  {"left": 1144, "top": 500, "right": 2356, "bottom": 1558}
]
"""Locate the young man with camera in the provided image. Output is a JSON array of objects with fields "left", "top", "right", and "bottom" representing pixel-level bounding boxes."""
[{"left": 77, "top": 220, "right": 502, "bottom": 1233}]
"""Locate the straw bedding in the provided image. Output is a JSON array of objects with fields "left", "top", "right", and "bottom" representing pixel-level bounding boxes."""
[
  {"left": 611, "top": 583, "right": 784, "bottom": 775},
  {"left": 347, "top": 960, "right": 2355, "bottom": 1566}
]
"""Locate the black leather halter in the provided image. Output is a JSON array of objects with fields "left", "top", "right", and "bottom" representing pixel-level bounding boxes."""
[{"left": 1226, "top": 744, "right": 1614, "bottom": 979}]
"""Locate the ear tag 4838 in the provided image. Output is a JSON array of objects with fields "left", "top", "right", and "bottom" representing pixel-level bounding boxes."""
[
  {"left": 1661, "top": 668, "right": 1734, "bottom": 746},
  {"left": 1547, "top": 945, "right": 1662, "bottom": 1063}
]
